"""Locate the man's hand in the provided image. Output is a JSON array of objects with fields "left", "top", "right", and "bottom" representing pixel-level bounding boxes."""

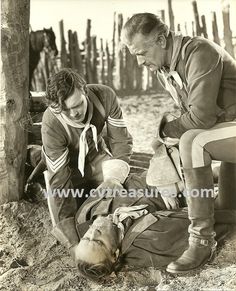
[
  {"left": 96, "top": 178, "right": 124, "bottom": 197},
  {"left": 69, "top": 244, "right": 80, "bottom": 264},
  {"left": 157, "top": 113, "right": 179, "bottom": 146}
]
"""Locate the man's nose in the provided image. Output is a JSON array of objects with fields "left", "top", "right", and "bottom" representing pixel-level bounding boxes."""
[
  {"left": 70, "top": 108, "right": 80, "bottom": 117},
  {"left": 136, "top": 55, "right": 145, "bottom": 66}
]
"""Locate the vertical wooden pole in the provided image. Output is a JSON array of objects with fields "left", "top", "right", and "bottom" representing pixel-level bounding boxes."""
[
  {"left": 177, "top": 24, "right": 181, "bottom": 33},
  {"left": 184, "top": 22, "right": 188, "bottom": 35},
  {"left": 160, "top": 10, "right": 165, "bottom": 23},
  {"left": 115, "top": 13, "right": 124, "bottom": 90},
  {"left": 59, "top": 20, "right": 68, "bottom": 68},
  {"left": 73, "top": 31, "right": 84, "bottom": 76},
  {"left": 1, "top": 0, "right": 30, "bottom": 203},
  {"left": 192, "top": 0, "right": 201, "bottom": 36},
  {"left": 91, "top": 36, "right": 98, "bottom": 83},
  {"left": 112, "top": 12, "right": 116, "bottom": 81},
  {"left": 100, "top": 39, "right": 105, "bottom": 84},
  {"left": 212, "top": 12, "right": 220, "bottom": 45},
  {"left": 201, "top": 15, "right": 208, "bottom": 38},
  {"left": 85, "top": 19, "right": 93, "bottom": 83},
  {"left": 222, "top": 3, "right": 235, "bottom": 58},
  {"left": 191, "top": 21, "right": 195, "bottom": 37},
  {"left": 68, "top": 29, "right": 75, "bottom": 68},
  {"left": 125, "top": 48, "right": 135, "bottom": 92},
  {"left": 135, "top": 64, "right": 143, "bottom": 92},
  {"left": 105, "top": 41, "right": 113, "bottom": 87},
  {"left": 168, "top": 0, "right": 175, "bottom": 31}
]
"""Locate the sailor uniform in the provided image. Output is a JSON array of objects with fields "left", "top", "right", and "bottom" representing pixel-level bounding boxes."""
[{"left": 41, "top": 84, "right": 133, "bottom": 247}]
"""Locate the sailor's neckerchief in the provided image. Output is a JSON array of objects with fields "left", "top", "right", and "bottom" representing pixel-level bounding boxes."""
[
  {"left": 49, "top": 100, "right": 98, "bottom": 177},
  {"left": 159, "top": 32, "right": 186, "bottom": 106}
]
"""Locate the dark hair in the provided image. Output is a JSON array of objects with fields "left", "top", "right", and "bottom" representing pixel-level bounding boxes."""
[
  {"left": 123, "top": 13, "right": 169, "bottom": 43},
  {"left": 77, "top": 255, "right": 124, "bottom": 281},
  {"left": 46, "top": 68, "right": 86, "bottom": 112}
]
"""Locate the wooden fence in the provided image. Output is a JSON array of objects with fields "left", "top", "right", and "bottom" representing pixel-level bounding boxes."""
[{"left": 31, "top": 0, "right": 235, "bottom": 93}]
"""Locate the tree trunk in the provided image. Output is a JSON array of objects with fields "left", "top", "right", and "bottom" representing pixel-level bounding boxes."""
[{"left": 1, "top": 0, "right": 30, "bottom": 204}]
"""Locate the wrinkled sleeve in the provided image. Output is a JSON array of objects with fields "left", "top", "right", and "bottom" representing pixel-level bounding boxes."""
[
  {"left": 42, "top": 112, "right": 79, "bottom": 248},
  {"left": 106, "top": 88, "right": 133, "bottom": 163},
  {"left": 162, "top": 43, "right": 223, "bottom": 138}
]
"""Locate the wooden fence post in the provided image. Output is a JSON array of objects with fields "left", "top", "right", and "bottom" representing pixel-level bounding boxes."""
[
  {"left": 192, "top": 21, "right": 195, "bottom": 37},
  {"left": 73, "top": 31, "right": 84, "bottom": 76},
  {"left": 68, "top": 29, "right": 75, "bottom": 68},
  {"left": 160, "top": 10, "right": 165, "bottom": 23},
  {"left": 85, "top": 19, "right": 93, "bottom": 83},
  {"left": 222, "top": 3, "right": 235, "bottom": 58},
  {"left": 91, "top": 36, "right": 98, "bottom": 83},
  {"left": 106, "top": 42, "right": 113, "bottom": 87},
  {"left": 212, "top": 12, "right": 220, "bottom": 45},
  {"left": 99, "top": 39, "right": 106, "bottom": 84},
  {"left": 201, "top": 15, "right": 208, "bottom": 38},
  {"left": 59, "top": 20, "right": 68, "bottom": 67},
  {"left": 112, "top": 12, "right": 116, "bottom": 76},
  {"left": 192, "top": 0, "right": 201, "bottom": 36},
  {"left": 1, "top": 0, "right": 30, "bottom": 203},
  {"left": 115, "top": 13, "right": 124, "bottom": 90},
  {"left": 168, "top": 0, "right": 175, "bottom": 31},
  {"left": 125, "top": 47, "right": 135, "bottom": 92},
  {"left": 177, "top": 24, "right": 181, "bottom": 33},
  {"left": 184, "top": 22, "right": 188, "bottom": 35}
]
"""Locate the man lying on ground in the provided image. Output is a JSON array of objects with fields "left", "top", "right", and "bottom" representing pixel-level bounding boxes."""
[{"left": 72, "top": 171, "right": 236, "bottom": 281}]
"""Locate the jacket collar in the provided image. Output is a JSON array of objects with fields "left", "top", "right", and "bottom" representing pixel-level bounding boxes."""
[{"left": 169, "top": 31, "right": 184, "bottom": 72}]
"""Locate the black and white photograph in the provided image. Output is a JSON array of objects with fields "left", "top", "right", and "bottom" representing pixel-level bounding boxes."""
[{"left": 1, "top": 0, "right": 236, "bottom": 290}]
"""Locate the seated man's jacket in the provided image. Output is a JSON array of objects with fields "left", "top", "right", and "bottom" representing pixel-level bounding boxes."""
[{"left": 158, "top": 32, "right": 236, "bottom": 138}]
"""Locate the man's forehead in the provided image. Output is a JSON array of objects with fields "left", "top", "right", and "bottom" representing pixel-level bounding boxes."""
[
  {"left": 64, "top": 88, "right": 83, "bottom": 106},
  {"left": 126, "top": 33, "right": 151, "bottom": 54}
]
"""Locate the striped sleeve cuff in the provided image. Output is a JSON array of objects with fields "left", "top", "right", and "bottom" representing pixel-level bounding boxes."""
[
  {"left": 42, "top": 146, "right": 69, "bottom": 173},
  {"left": 107, "top": 116, "right": 126, "bottom": 127}
]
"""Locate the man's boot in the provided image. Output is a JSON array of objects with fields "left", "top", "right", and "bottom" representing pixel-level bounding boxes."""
[
  {"left": 215, "top": 162, "right": 236, "bottom": 210},
  {"left": 166, "top": 165, "right": 217, "bottom": 274}
]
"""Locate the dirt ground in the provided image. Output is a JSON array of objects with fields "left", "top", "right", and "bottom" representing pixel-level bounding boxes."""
[{"left": 0, "top": 93, "right": 236, "bottom": 291}]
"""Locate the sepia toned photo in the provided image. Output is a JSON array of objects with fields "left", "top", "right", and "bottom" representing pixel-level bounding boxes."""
[{"left": 1, "top": 0, "right": 236, "bottom": 290}]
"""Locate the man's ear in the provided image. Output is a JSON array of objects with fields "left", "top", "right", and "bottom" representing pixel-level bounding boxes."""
[{"left": 156, "top": 34, "right": 167, "bottom": 49}]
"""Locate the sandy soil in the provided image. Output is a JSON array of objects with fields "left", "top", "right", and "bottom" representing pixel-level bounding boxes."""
[{"left": 0, "top": 93, "right": 236, "bottom": 291}]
